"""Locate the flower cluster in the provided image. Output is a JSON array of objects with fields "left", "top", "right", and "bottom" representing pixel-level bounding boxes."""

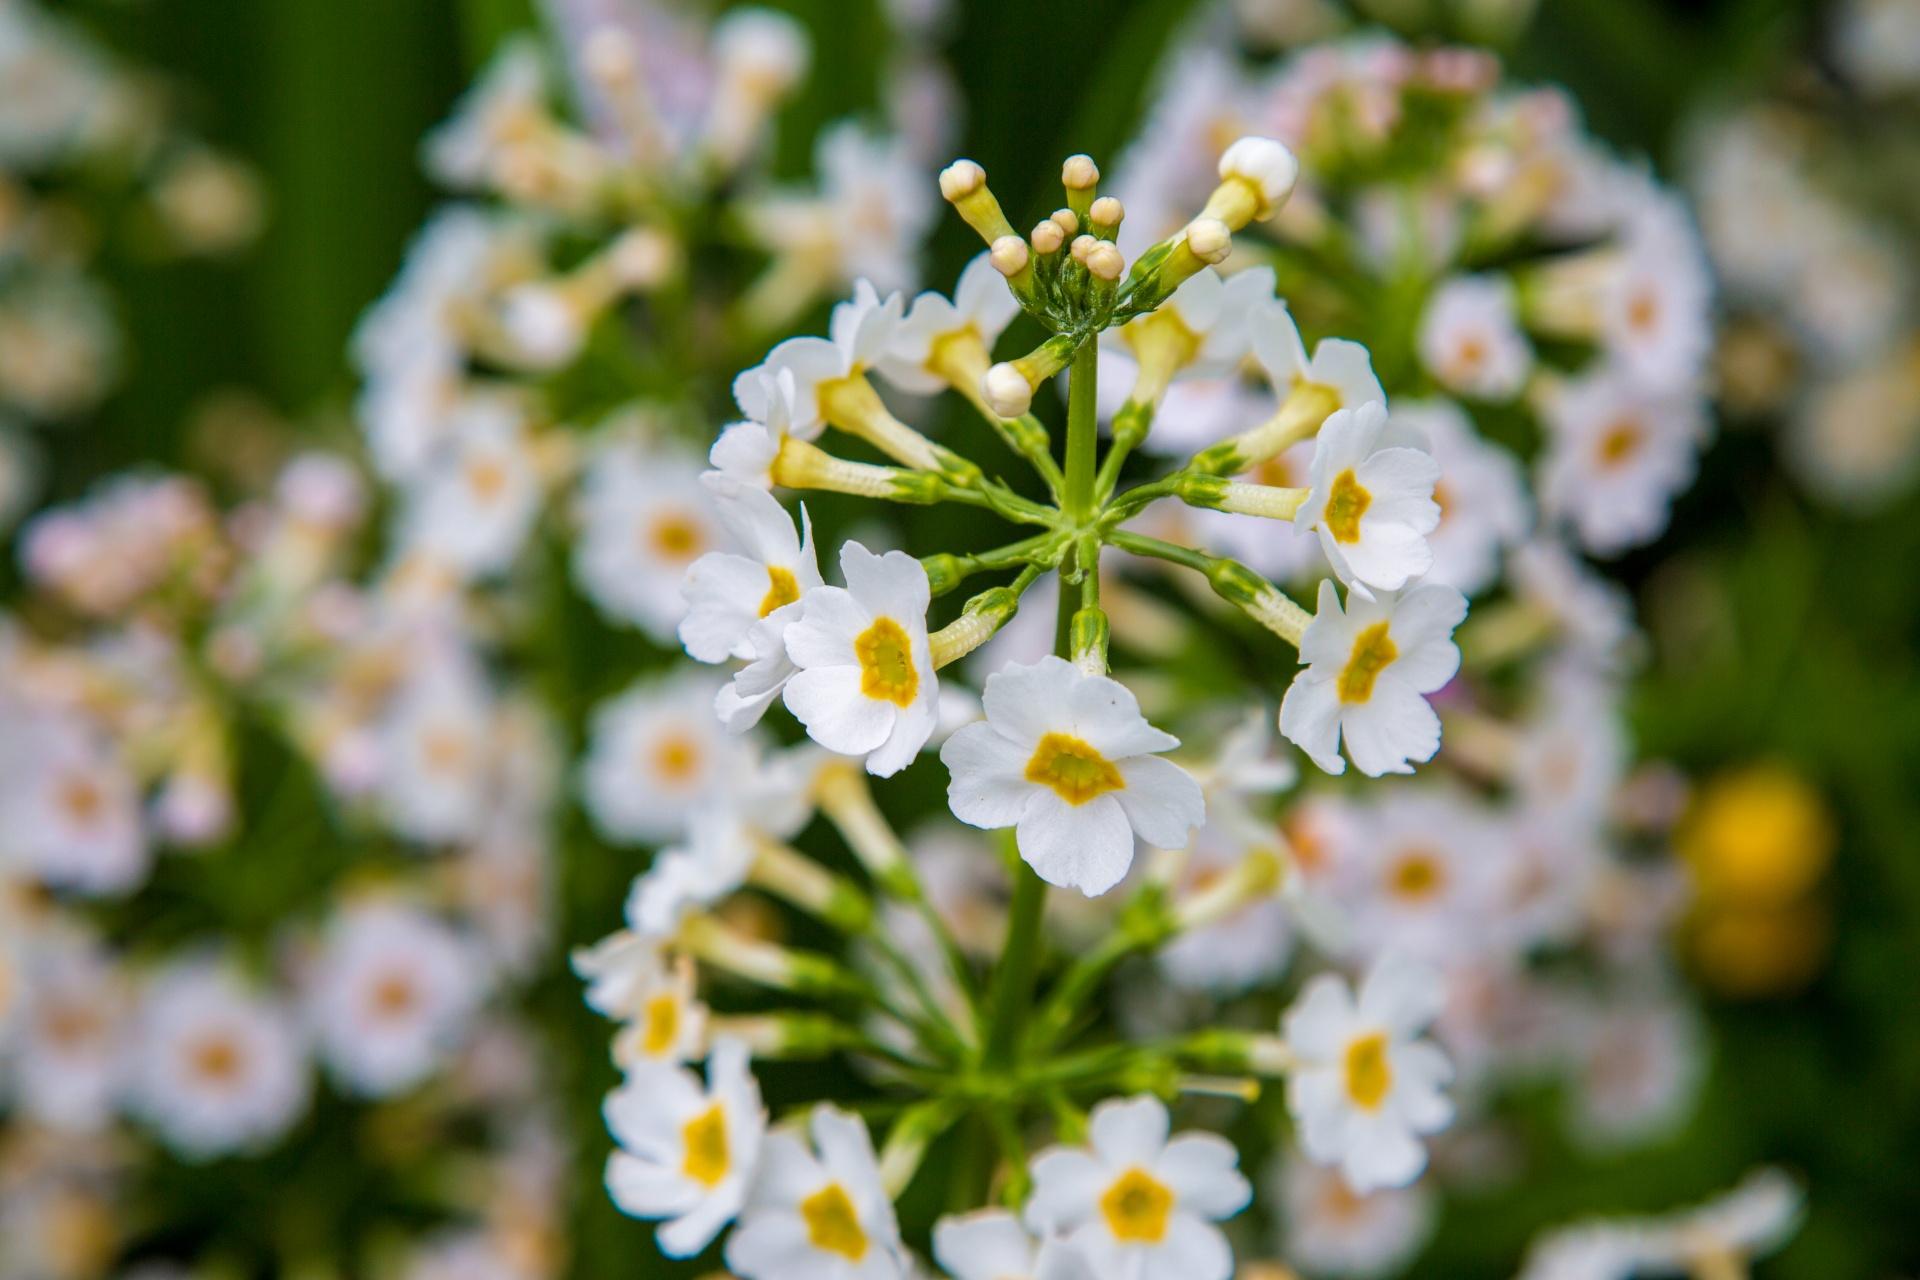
[{"left": 0, "top": 0, "right": 264, "bottom": 528}]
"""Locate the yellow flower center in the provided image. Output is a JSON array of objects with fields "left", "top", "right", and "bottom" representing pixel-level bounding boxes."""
[
  {"left": 1024, "top": 733, "right": 1125, "bottom": 805},
  {"left": 1388, "top": 851, "right": 1446, "bottom": 902},
  {"left": 641, "top": 992, "right": 679, "bottom": 1057},
  {"left": 652, "top": 734, "right": 703, "bottom": 784},
  {"left": 854, "top": 617, "right": 919, "bottom": 707},
  {"left": 1325, "top": 469, "right": 1372, "bottom": 544},
  {"left": 370, "top": 971, "right": 418, "bottom": 1020},
  {"left": 681, "top": 1104, "right": 730, "bottom": 1187},
  {"left": 1597, "top": 419, "right": 1644, "bottom": 467},
  {"left": 760, "top": 565, "right": 801, "bottom": 617},
  {"left": 648, "top": 512, "right": 705, "bottom": 561},
  {"left": 1100, "top": 1167, "right": 1174, "bottom": 1243},
  {"left": 190, "top": 1035, "right": 244, "bottom": 1085},
  {"left": 1337, "top": 622, "right": 1397, "bottom": 704},
  {"left": 1344, "top": 1032, "right": 1393, "bottom": 1110},
  {"left": 57, "top": 775, "right": 103, "bottom": 824},
  {"left": 800, "top": 1183, "right": 868, "bottom": 1260},
  {"left": 464, "top": 457, "right": 509, "bottom": 504}
]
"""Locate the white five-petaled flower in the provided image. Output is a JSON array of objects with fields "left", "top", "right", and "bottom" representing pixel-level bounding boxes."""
[
  {"left": 1251, "top": 299, "right": 1387, "bottom": 411},
  {"left": 575, "top": 437, "right": 731, "bottom": 644},
  {"left": 710, "top": 366, "right": 803, "bottom": 491},
  {"left": 933, "top": 1209, "right": 1091, "bottom": 1280},
  {"left": 1279, "top": 579, "right": 1467, "bottom": 778},
  {"left": 734, "top": 279, "right": 905, "bottom": 437},
  {"left": 941, "top": 656, "right": 1206, "bottom": 897},
  {"left": 1538, "top": 369, "right": 1706, "bottom": 557},
  {"left": 1390, "top": 399, "right": 1531, "bottom": 597},
  {"left": 716, "top": 601, "right": 805, "bottom": 734},
  {"left": 782, "top": 541, "right": 938, "bottom": 777},
  {"left": 582, "top": 670, "right": 753, "bottom": 844},
  {"left": 605, "top": 1037, "right": 767, "bottom": 1259},
  {"left": 878, "top": 252, "right": 1020, "bottom": 394},
  {"left": 1275, "top": 1152, "right": 1437, "bottom": 1280},
  {"left": 726, "top": 1104, "right": 905, "bottom": 1280},
  {"left": 680, "top": 484, "right": 821, "bottom": 663},
  {"left": 1023, "top": 1094, "right": 1251, "bottom": 1280},
  {"left": 1283, "top": 952, "right": 1455, "bottom": 1194},
  {"left": 1416, "top": 274, "right": 1535, "bottom": 402},
  {"left": 1294, "top": 401, "right": 1442, "bottom": 592}
]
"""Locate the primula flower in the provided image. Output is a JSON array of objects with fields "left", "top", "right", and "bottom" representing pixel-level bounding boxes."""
[
  {"left": 941, "top": 656, "right": 1205, "bottom": 896},
  {"left": 1280, "top": 579, "right": 1467, "bottom": 778},
  {"left": 878, "top": 251, "right": 1020, "bottom": 394},
  {"left": 1275, "top": 1153, "right": 1437, "bottom": 1280},
  {"left": 611, "top": 954, "right": 708, "bottom": 1069},
  {"left": 1282, "top": 952, "right": 1454, "bottom": 1193},
  {"left": 735, "top": 280, "right": 906, "bottom": 436},
  {"left": 583, "top": 670, "right": 753, "bottom": 843},
  {"left": 1538, "top": 369, "right": 1706, "bottom": 557},
  {"left": 576, "top": 438, "right": 731, "bottom": 644},
  {"left": 725, "top": 1104, "right": 906, "bottom": 1280},
  {"left": 716, "top": 601, "right": 805, "bottom": 734},
  {"left": 1293, "top": 401, "right": 1442, "bottom": 591},
  {"left": 606, "top": 1038, "right": 767, "bottom": 1258},
  {"left": 1251, "top": 300, "right": 1386, "bottom": 410},
  {"left": 1023, "top": 1094, "right": 1251, "bottom": 1280},
  {"left": 680, "top": 484, "right": 821, "bottom": 663},
  {"left": 1391, "top": 399, "right": 1531, "bottom": 597},
  {"left": 933, "top": 1209, "right": 1091, "bottom": 1280},
  {"left": 1416, "top": 274, "right": 1534, "bottom": 402},
  {"left": 782, "top": 542, "right": 939, "bottom": 777}
]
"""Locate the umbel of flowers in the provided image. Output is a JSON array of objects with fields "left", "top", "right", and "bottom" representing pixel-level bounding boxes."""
[{"left": 578, "top": 135, "right": 1475, "bottom": 1280}]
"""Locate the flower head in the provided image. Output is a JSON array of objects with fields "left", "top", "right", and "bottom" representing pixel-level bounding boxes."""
[
  {"left": 942, "top": 656, "right": 1205, "bottom": 896},
  {"left": 726, "top": 1104, "right": 905, "bottom": 1280},
  {"left": 1283, "top": 952, "right": 1454, "bottom": 1193},
  {"left": 680, "top": 485, "right": 821, "bottom": 663},
  {"left": 1251, "top": 301, "right": 1385, "bottom": 411},
  {"left": 1023, "top": 1095, "right": 1251, "bottom": 1280},
  {"left": 1293, "top": 401, "right": 1441, "bottom": 591}
]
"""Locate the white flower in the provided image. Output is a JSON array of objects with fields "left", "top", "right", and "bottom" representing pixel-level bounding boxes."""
[
  {"left": 1601, "top": 189, "right": 1714, "bottom": 394},
  {"left": 611, "top": 954, "right": 708, "bottom": 1068},
  {"left": 725, "top": 1104, "right": 905, "bottom": 1280},
  {"left": 1388, "top": 400, "right": 1530, "bottom": 596},
  {"left": 128, "top": 959, "right": 311, "bottom": 1160},
  {"left": 734, "top": 279, "right": 907, "bottom": 437},
  {"left": 1562, "top": 997, "right": 1705, "bottom": 1154},
  {"left": 1330, "top": 792, "right": 1501, "bottom": 965},
  {"left": 932, "top": 1209, "right": 1091, "bottom": 1280},
  {"left": 376, "top": 661, "right": 495, "bottom": 844},
  {"left": 782, "top": 542, "right": 938, "bottom": 777},
  {"left": 1106, "top": 267, "right": 1278, "bottom": 398},
  {"left": 878, "top": 252, "right": 1020, "bottom": 394},
  {"left": 1293, "top": 401, "right": 1441, "bottom": 591},
  {"left": 1835, "top": 0, "right": 1920, "bottom": 93},
  {"left": 1538, "top": 369, "right": 1707, "bottom": 557},
  {"left": 1648, "top": 1168, "right": 1803, "bottom": 1270},
  {"left": 0, "top": 712, "right": 147, "bottom": 896},
  {"left": 1023, "top": 1094, "right": 1251, "bottom": 1280},
  {"left": 605, "top": 1038, "right": 767, "bottom": 1258},
  {"left": 1282, "top": 952, "right": 1454, "bottom": 1193},
  {"left": 626, "top": 810, "right": 758, "bottom": 938},
  {"left": 1251, "top": 300, "right": 1385, "bottom": 411},
  {"left": 1280, "top": 580, "right": 1467, "bottom": 778},
  {"left": 582, "top": 669, "right": 753, "bottom": 844},
  {"left": 13, "top": 926, "right": 128, "bottom": 1132},
  {"left": 744, "top": 122, "right": 934, "bottom": 299},
  {"left": 398, "top": 398, "right": 542, "bottom": 578},
  {"left": 306, "top": 900, "right": 489, "bottom": 1098},
  {"left": 680, "top": 485, "right": 821, "bottom": 663},
  {"left": 575, "top": 437, "right": 730, "bottom": 645},
  {"left": 422, "top": 36, "right": 547, "bottom": 189},
  {"left": 702, "top": 8, "right": 812, "bottom": 169},
  {"left": 717, "top": 601, "right": 806, "bottom": 734},
  {"left": 1275, "top": 1153, "right": 1436, "bottom": 1280},
  {"left": 1156, "top": 831, "right": 1293, "bottom": 994},
  {"left": 1415, "top": 274, "right": 1533, "bottom": 401},
  {"left": 941, "top": 656, "right": 1206, "bottom": 896}
]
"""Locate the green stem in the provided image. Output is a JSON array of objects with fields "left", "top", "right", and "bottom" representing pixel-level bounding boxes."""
[
  {"left": 1063, "top": 339, "right": 1099, "bottom": 522},
  {"left": 984, "top": 864, "right": 1047, "bottom": 1069}
]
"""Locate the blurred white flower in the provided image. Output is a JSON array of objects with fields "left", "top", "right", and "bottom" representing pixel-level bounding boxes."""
[
  {"left": 583, "top": 668, "right": 752, "bottom": 845},
  {"left": 1275, "top": 1153, "right": 1436, "bottom": 1279},
  {"left": 932, "top": 1209, "right": 1090, "bottom": 1280},
  {"left": 1416, "top": 274, "right": 1533, "bottom": 401},
  {"left": 576, "top": 437, "right": 728, "bottom": 645},
  {"left": 1538, "top": 369, "right": 1706, "bottom": 557},
  {"left": 0, "top": 712, "right": 148, "bottom": 896},
  {"left": 1389, "top": 399, "right": 1530, "bottom": 596}
]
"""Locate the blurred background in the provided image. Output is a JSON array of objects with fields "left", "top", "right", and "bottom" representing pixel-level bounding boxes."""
[{"left": 5, "top": 0, "right": 1919, "bottom": 1276}]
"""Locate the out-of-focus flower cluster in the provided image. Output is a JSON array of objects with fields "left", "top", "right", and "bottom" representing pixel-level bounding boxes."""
[
  {"left": 0, "top": 0, "right": 264, "bottom": 530},
  {"left": 1687, "top": 0, "right": 1920, "bottom": 507}
]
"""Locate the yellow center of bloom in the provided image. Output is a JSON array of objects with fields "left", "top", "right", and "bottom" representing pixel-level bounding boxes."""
[
  {"left": 800, "top": 1183, "right": 868, "bottom": 1260},
  {"left": 1432, "top": 481, "right": 1451, "bottom": 529},
  {"left": 681, "top": 1104, "right": 730, "bottom": 1187},
  {"left": 1024, "top": 733, "right": 1126, "bottom": 805},
  {"left": 1325, "top": 469, "right": 1371, "bottom": 544},
  {"left": 1337, "top": 622, "right": 1397, "bottom": 704},
  {"left": 1598, "top": 419, "right": 1644, "bottom": 467},
  {"left": 58, "top": 775, "right": 103, "bottom": 825},
  {"left": 1626, "top": 288, "right": 1660, "bottom": 335},
  {"left": 649, "top": 512, "right": 705, "bottom": 561},
  {"left": 854, "top": 617, "right": 918, "bottom": 707},
  {"left": 370, "top": 971, "right": 418, "bottom": 1019},
  {"left": 652, "top": 733, "right": 703, "bottom": 784},
  {"left": 190, "top": 1035, "right": 244, "bottom": 1085},
  {"left": 760, "top": 566, "right": 801, "bottom": 617},
  {"left": 465, "top": 457, "right": 509, "bottom": 504},
  {"left": 1388, "top": 850, "right": 1446, "bottom": 901},
  {"left": 641, "top": 993, "right": 679, "bottom": 1057},
  {"left": 1344, "top": 1032, "right": 1393, "bottom": 1110},
  {"left": 1100, "top": 1168, "right": 1174, "bottom": 1243}
]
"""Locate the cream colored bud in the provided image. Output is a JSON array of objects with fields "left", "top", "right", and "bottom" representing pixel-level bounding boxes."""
[
  {"left": 982, "top": 363, "right": 1033, "bottom": 418},
  {"left": 1217, "top": 136, "right": 1299, "bottom": 221},
  {"left": 1086, "top": 241, "right": 1124, "bottom": 281},
  {"left": 1061, "top": 154, "right": 1100, "bottom": 191},
  {"left": 1070, "top": 234, "right": 1096, "bottom": 264},
  {"left": 939, "top": 159, "right": 987, "bottom": 202},
  {"left": 1050, "top": 208, "right": 1079, "bottom": 236},
  {"left": 989, "top": 234, "right": 1030, "bottom": 277},
  {"left": 1090, "top": 196, "right": 1124, "bottom": 229},
  {"left": 1186, "top": 217, "right": 1232, "bottom": 264},
  {"left": 1030, "top": 220, "right": 1065, "bottom": 254}
]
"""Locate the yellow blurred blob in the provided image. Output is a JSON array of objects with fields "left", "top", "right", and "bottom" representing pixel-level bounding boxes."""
[
  {"left": 1679, "top": 763, "right": 1835, "bottom": 904},
  {"left": 1691, "top": 899, "right": 1831, "bottom": 999}
]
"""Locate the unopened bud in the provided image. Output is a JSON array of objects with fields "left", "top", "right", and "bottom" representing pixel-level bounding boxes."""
[
  {"left": 1062, "top": 154, "right": 1100, "bottom": 191},
  {"left": 1070, "top": 234, "right": 1096, "bottom": 265},
  {"left": 982, "top": 363, "right": 1033, "bottom": 419},
  {"left": 939, "top": 159, "right": 985, "bottom": 201},
  {"left": 1086, "top": 240, "right": 1124, "bottom": 281},
  {"left": 1204, "top": 136, "right": 1300, "bottom": 228},
  {"left": 989, "top": 234, "right": 1030, "bottom": 277},
  {"left": 1050, "top": 208, "right": 1079, "bottom": 237},
  {"left": 1090, "top": 196, "right": 1124, "bottom": 232},
  {"left": 1186, "top": 217, "right": 1232, "bottom": 264},
  {"left": 1030, "top": 220, "right": 1065, "bottom": 255}
]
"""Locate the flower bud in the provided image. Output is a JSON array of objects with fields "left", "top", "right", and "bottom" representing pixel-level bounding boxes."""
[
  {"left": 1090, "top": 196, "right": 1125, "bottom": 236},
  {"left": 1186, "top": 217, "right": 1233, "bottom": 263},
  {"left": 1030, "top": 219, "right": 1065, "bottom": 255},
  {"left": 941, "top": 158, "right": 1017, "bottom": 245},
  {"left": 989, "top": 234, "right": 1030, "bottom": 277},
  {"left": 1203, "top": 135, "right": 1299, "bottom": 228},
  {"left": 939, "top": 159, "right": 985, "bottom": 201},
  {"left": 1070, "top": 234, "right": 1096, "bottom": 265},
  {"left": 1061, "top": 154, "right": 1100, "bottom": 191},
  {"left": 1050, "top": 208, "right": 1079, "bottom": 236},
  {"left": 982, "top": 362, "right": 1034, "bottom": 418},
  {"left": 1085, "top": 240, "right": 1124, "bottom": 281}
]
